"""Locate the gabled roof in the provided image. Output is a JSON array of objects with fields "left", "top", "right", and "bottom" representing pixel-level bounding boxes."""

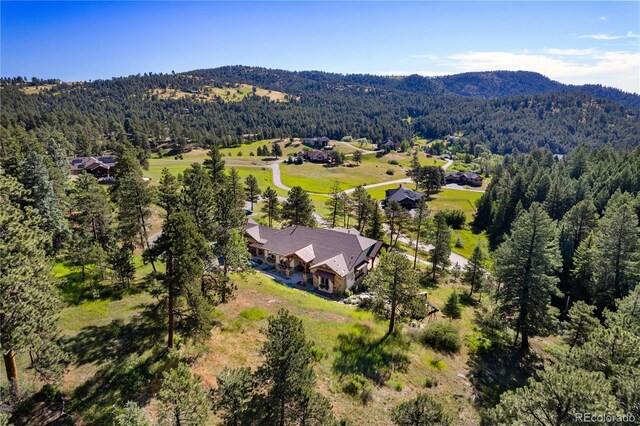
[
  {"left": 245, "top": 221, "right": 382, "bottom": 276},
  {"left": 385, "top": 185, "right": 423, "bottom": 203},
  {"left": 69, "top": 156, "right": 116, "bottom": 172}
]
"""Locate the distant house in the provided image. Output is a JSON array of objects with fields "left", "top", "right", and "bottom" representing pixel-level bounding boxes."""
[
  {"left": 69, "top": 156, "right": 117, "bottom": 178},
  {"left": 302, "top": 137, "right": 330, "bottom": 149},
  {"left": 383, "top": 184, "right": 424, "bottom": 210},
  {"left": 445, "top": 172, "right": 483, "bottom": 187},
  {"left": 245, "top": 219, "right": 384, "bottom": 294},
  {"left": 300, "top": 149, "right": 331, "bottom": 164},
  {"left": 380, "top": 140, "right": 398, "bottom": 152}
]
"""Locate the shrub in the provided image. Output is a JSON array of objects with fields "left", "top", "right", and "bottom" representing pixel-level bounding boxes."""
[
  {"left": 249, "top": 151, "right": 255, "bottom": 156},
  {"left": 239, "top": 307, "right": 269, "bottom": 321},
  {"left": 342, "top": 373, "right": 367, "bottom": 396},
  {"left": 439, "top": 209, "right": 466, "bottom": 229},
  {"left": 237, "top": 151, "right": 242, "bottom": 156},
  {"left": 454, "top": 237, "right": 464, "bottom": 248},
  {"left": 424, "top": 377, "right": 438, "bottom": 388},
  {"left": 386, "top": 169, "right": 395, "bottom": 175},
  {"left": 421, "top": 321, "right": 462, "bottom": 353},
  {"left": 393, "top": 381, "right": 404, "bottom": 392},
  {"left": 388, "top": 159, "right": 400, "bottom": 165}
]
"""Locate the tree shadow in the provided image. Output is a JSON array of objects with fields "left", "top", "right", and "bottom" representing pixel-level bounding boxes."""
[
  {"left": 333, "top": 324, "right": 410, "bottom": 385},
  {"left": 467, "top": 340, "right": 543, "bottom": 414},
  {"left": 63, "top": 302, "right": 168, "bottom": 423}
]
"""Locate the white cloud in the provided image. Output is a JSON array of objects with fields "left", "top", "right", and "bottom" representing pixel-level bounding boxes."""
[
  {"left": 599, "top": 16, "right": 607, "bottom": 21},
  {"left": 411, "top": 54, "right": 438, "bottom": 60},
  {"left": 578, "top": 31, "right": 639, "bottom": 40},
  {"left": 543, "top": 48, "right": 599, "bottom": 56},
  {"left": 401, "top": 49, "right": 640, "bottom": 93}
]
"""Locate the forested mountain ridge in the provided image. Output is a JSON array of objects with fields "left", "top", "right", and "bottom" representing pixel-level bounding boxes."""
[{"left": 1, "top": 66, "right": 639, "bottom": 159}]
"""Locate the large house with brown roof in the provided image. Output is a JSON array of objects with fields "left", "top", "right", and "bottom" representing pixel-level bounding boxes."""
[
  {"left": 302, "top": 136, "right": 330, "bottom": 149},
  {"left": 383, "top": 184, "right": 424, "bottom": 210},
  {"left": 445, "top": 171, "right": 483, "bottom": 187},
  {"left": 299, "top": 149, "right": 331, "bottom": 163},
  {"left": 245, "top": 219, "right": 384, "bottom": 294},
  {"left": 69, "top": 156, "right": 117, "bottom": 178}
]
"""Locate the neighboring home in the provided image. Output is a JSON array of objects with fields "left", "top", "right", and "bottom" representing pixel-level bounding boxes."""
[
  {"left": 245, "top": 219, "right": 384, "bottom": 294},
  {"left": 445, "top": 172, "right": 483, "bottom": 187},
  {"left": 382, "top": 184, "right": 424, "bottom": 210},
  {"left": 379, "top": 139, "right": 398, "bottom": 152},
  {"left": 302, "top": 136, "right": 330, "bottom": 149},
  {"left": 299, "top": 149, "right": 331, "bottom": 164},
  {"left": 69, "top": 156, "right": 117, "bottom": 178}
]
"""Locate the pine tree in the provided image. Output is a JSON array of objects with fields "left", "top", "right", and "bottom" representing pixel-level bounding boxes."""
[
  {"left": 351, "top": 185, "right": 373, "bottom": 232},
  {"left": 325, "top": 181, "right": 344, "bottom": 228},
  {"left": 213, "top": 228, "right": 248, "bottom": 304},
  {"left": 109, "top": 245, "right": 136, "bottom": 288},
  {"left": 158, "top": 363, "right": 209, "bottom": 425},
  {"left": 417, "top": 166, "right": 444, "bottom": 199},
  {"left": 412, "top": 198, "right": 428, "bottom": 269},
  {"left": 429, "top": 213, "right": 452, "bottom": 280},
  {"left": 71, "top": 171, "right": 113, "bottom": 247},
  {"left": 364, "top": 251, "right": 418, "bottom": 334},
  {"left": 257, "top": 310, "right": 333, "bottom": 426},
  {"left": 146, "top": 212, "right": 210, "bottom": 348},
  {"left": 112, "top": 149, "right": 155, "bottom": 271},
  {"left": 384, "top": 200, "right": 403, "bottom": 246},
  {"left": 494, "top": 203, "right": 561, "bottom": 350},
  {"left": 262, "top": 187, "right": 280, "bottom": 227},
  {"left": 592, "top": 191, "right": 640, "bottom": 306},
  {"left": 212, "top": 367, "right": 255, "bottom": 426},
  {"left": 227, "top": 168, "right": 247, "bottom": 211},
  {"left": 563, "top": 301, "right": 599, "bottom": 350},
  {"left": 182, "top": 162, "right": 217, "bottom": 239},
  {"left": 392, "top": 393, "right": 451, "bottom": 426},
  {"left": 158, "top": 168, "right": 180, "bottom": 217},
  {"left": 490, "top": 364, "right": 618, "bottom": 425},
  {"left": 365, "top": 201, "right": 384, "bottom": 240},
  {"left": 1, "top": 172, "right": 66, "bottom": 397},
  {"left": 21, "top": 151, "right": 69, "bottom": 252},
  {"left": 282, "top": 186, "right": 316, "bottom": 227},
  {"left": 571, "top": 232, "right": 597, "bottom": 303},
  {"left": 442, "top": 292, "right": 462, "bottom": 320},
  {"left": 271, "top": 142, "right": 283, "bottom": 158},
  {"left": 244, "top": 174, "right": 261, "bottom": 211},
  {"left": 203, "top": 144, "right": 226, "bottom": 187},
  {"left": 113, "top": 401, "right": 151, "bottom": 426},
  {"left": 407, "top": 150, "right": 421, "bottom": 190},
  {"left": 352, "top": 150, "right": 363, "bottom": 165},
  {"left": 464, "top": 244, "right": 486, "bottom": 298}
]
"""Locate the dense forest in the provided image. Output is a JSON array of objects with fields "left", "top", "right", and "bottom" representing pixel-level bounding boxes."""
[{"left": 2, "top": 67, "right": 639, "bottom": 160}]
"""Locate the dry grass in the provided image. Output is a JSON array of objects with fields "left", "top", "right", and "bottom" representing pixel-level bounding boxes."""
[{"left": 149, "top": 83, "right": 292, "bottom": 103}]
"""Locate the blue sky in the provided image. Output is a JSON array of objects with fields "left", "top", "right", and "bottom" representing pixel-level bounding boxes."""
[{"left": 2, "top": 1, "right": 639, "bottom": 92}]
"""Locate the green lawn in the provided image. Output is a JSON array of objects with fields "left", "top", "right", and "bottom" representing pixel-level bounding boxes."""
[{"left": 280, "top": 153, "right": 446, "bottom": 194}]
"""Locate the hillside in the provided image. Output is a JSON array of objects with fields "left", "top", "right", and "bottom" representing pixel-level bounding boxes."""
[{"left": 1, "top": 66, "right": 639, "bottom": 158}]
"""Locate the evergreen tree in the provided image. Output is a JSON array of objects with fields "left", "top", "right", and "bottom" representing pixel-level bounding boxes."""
[
  {"left": 339, "top": 192, "right": 351, "bottom": 228},
  {"left": 412, "top": 198, "right": 428, "bottom": 269},
  {"left": 271, "top": 142, "right": 283, "bottom": 158},
  {"left": 417, "top": 166, "right": 444, "bottom": 198},
  {"left": 384, "top": 200, "right": 403, "bottom": 246},
  {"left": 182, "top": 162, "right": 217, "bottom": 239},
  {"left": 158, "top": 168, "right": 181, "bottom": 217},
  {"left": 20, "top": 151, "right": 69, "bottom": 252},
  {"left": 325, "top": 181, "right": 344, "bottom": 228},
  {"left": 282, "top": 186, "right": 316, "bottom": 227},
  {"left": 571, "top": 232, "right": 597, "bottom": 303},
  {"left": 203, "top": 144, "right": 227, "bottom": 187},
  {"left": 112, "top": 148, "right": 155, "bottom": 272},
  {"left": 113, "top": 401, "right": 151, "bottom": 426},
  {"left": 212, "top": 367, "right": 256, "bottom": 426},
  {"left": 71, "top": 171, "right": 112, "bottom": 247},
  {"left": 562, "top": 301, "right": 599, "bottom": 350},
  {"left": 213, "top": 228, "right": 248, "bottom": 304},
  {"left": 464, "top": 244, "right": 486, "bottom": 298},
  {"left": 158, "top": 363, "right": 209, "bottom": 426},
  {"left": 494, "top": 203, "right": 561, "bottom": 350},
  {"left": 592, "top": 191, "right": 639, "bottom": 306},
  {"left": 392, "top": 393, "right": 451, "bottom": 426},
  {"left": 429, "top": 213, "right": 452, "bottom": 280},
  {"left": 244, "top": 174, "right": 261, "bottom": 211},
  {"left": 490, "top": 364, "right": 618, "bottom": 425},
  {"left": 262, "top": 187, "right": 280, "bottom": 227},
  {"left": 257, "top": 309, "right": 333, "bottom": 426},
  {"left": 351, "top": 185, "right": 374, "bottom": 232},
  {"left": 146, "top": 212, "right": 210, "bottom": 348},
  {"left": 227, "top": 168, "right": 247, "bottom": 211},
  {"left": 109, "top": 245, "right": 136, "bottom": 288},
  {"left": 352, "top": 150, "right": 363, "bottom": 165},
  {"left": 407, "top": 150, "right": 421, "bottom": 190},
  {"left": 364, "top": 251, "right": 419, "bottom": 334},
  {"left": 0, "top": 172, "right": 66, "bottom": 397},
  {"left": 442, "top": 292, "right": 462, "bottom": 320},
  {"left": 365, "top": 201, "right": 384, "bottom": 240}
]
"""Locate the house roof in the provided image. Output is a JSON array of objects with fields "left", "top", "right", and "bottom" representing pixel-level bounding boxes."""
[
  {"left": 245, "top": 220, "right": 382, "bottom": 276},
  {"left": 385, "top": 185, "right": 423, "bottom": 204},
  {"left": 307, "top": 150, "right": 328, "bottom": 160},
  {"left": 69, "top": 156, "right": 116, "bottom": 172}
]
